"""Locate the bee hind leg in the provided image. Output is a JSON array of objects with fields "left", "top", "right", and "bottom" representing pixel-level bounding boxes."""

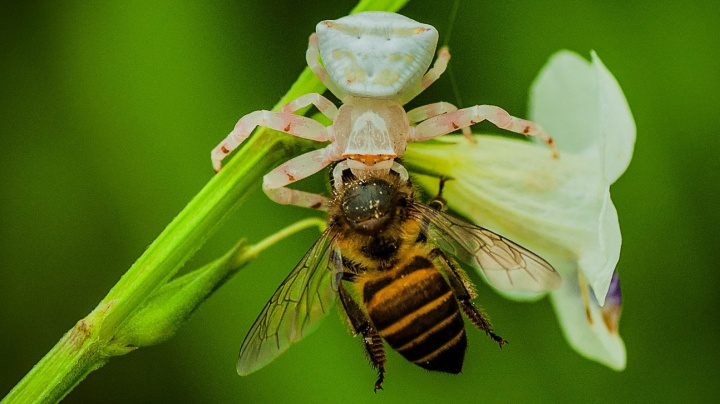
[
  {"left": 432, "top": 248, "right": 507, "bottom": 347},
  {"left": 363, "top": 329, "right": 386, "bottom": 392},
  {"left": 459, "top": 301, "right": 507, "bottom": 347},
  {"left": 338, "top": 283, "right": 387, "bottom": 392}
]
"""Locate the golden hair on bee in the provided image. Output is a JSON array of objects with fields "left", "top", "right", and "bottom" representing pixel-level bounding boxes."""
[
  {"left": 236, "top": 166, "right": 561, "bottom": 391},
  {"left": 327, "top": 169, "right": 422, "bottom": 273}
]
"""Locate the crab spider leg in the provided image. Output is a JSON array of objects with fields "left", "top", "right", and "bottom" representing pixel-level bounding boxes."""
[
  {"left": 211, "top": 110, "right": 330, "bottom": 172},
  {"left": 281, "top": 93, "right": 339, "bottom": 120},
  {"left": 262, "top": 144, "right": 342, "bottom": 210},
  {"left": 306, "top": 33, "right": 348, "bottom": 102},
  {"left": 410, "top": 105, "right": 559, "bottom": 158},
  {"left": 406, "top": 101, "right": 458, "bottom": 124},
  {"left": 406, "top": 101, "right": 473, "bottom": 142},
  {"left": 398, "top": 47, "right": 451, "bottom": 105},
  {"left": 331, "top": 160, "right": 351, "bottom": 191}
]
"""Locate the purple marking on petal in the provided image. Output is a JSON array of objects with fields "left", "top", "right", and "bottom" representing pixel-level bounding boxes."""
[
  {"left": 604, "top": 270, "right": 622, "bottom": 308},
  {"left": 600, "top": 270, "right": 622, "bottom": 334}
]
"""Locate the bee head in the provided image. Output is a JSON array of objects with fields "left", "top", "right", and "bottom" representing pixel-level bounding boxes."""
[{"left": 340, "top": 176, "right": 407, "bottom": 234}]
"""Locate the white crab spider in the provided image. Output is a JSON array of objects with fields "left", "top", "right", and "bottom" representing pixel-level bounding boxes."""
[{"left": 211, "top": 11, "right": 558, "bottom": 210}]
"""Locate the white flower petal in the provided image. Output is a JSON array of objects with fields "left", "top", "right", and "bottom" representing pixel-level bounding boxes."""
[
  {"left": 549, "top": 261, "right": 626, "bottom": 370},
  {"left": 529, "top": 51, "right": 636, "bottom": 183},
  {"left": 405, "top": 49, "right": 634, "bottom": 370},
  {"left": 407, "top": 136, "right": 604, "bottom": 267},
  {"left": 528, "top": 50, "right": 634, "bottom": 304},
  {"left": 529, "top": 50, "right": 601, "bottom": 154},
  {"left": 579, "top": 187, "right": 623, "bottom": 304},
  {"left": 592, "top": 51, "right": 636, "bottom": 183}
]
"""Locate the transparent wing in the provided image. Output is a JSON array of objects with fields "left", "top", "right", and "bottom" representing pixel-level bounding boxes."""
[
  {"left": 414, "top": 203, "right": 561, "bottom": 292},
  {"left": 237, "top": 229, "right": 338, "bottom": 375},
  {"left": 330, "top": 245, "right": 344, "bottom": 291}
]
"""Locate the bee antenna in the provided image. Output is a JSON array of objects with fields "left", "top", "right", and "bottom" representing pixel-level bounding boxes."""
[
  {"left": 428, "top": 177, "right": 450, "bottom": 212},
  {"left": 438, "top": 176, "right": 448, "bottom": 195}
]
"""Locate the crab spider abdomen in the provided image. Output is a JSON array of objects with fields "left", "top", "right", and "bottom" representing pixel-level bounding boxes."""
[
  {"left": 212, "top": 12, "right": 557, "bottom": 209},
  {"left": 316, "top": 12, "right": 438, "bottom": 99}
]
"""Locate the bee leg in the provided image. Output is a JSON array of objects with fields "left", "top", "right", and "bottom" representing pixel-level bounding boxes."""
[
  {"left": 363, "top": 328, "right": 386, "bottom": 392},
  {"left": 432, "top": 248, "right": 508, "bottom": 347},
  {"left": 458, "top": 301, "right": 507, "bottom": 347},
  {"left": 338, "top": 283, "right": 387, "bottom": 392}
]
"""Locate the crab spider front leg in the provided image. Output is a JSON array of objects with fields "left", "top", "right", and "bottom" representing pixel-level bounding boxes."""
[
  {"left": 262, "top": 144, "right": 343, "bottom": 210},
  {"left": 398, "top": 47, "right": 451, "bottom": 105},
  {"left": 211, "top": 108, "right": 332, "bottom": 172},
  {"left": 306, "top": 33, "right": 348, "bottom": 102},
  {"left": 406, "top": 101, "right": 474, "bottom": 142},
  {"left": 410, "top": 104, "right": 559, "bottom": 158}
]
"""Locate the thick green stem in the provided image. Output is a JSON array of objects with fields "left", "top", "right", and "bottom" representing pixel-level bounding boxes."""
[
  {"left": 98, "top": 133, "right": 302, "bottom": 337},
  {"left": 2, "top": 128, "right": 305, "bottom": 404},
  {"left": 113, "top": 217, "right": 327, "bottom": 350},
  {"left": 2, "top": 1, "right": 409, "bottom": 403},
  {"left": 2, "top": 304, "right": 114, "bottom": 403}
]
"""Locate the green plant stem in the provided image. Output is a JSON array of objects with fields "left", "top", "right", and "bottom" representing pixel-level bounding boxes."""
[
  {"left": 241, "top": 217, "right": 327, "bottom": 261},
  {"left": 2, "top": 127, "right": 308, "bottom": 404},
  {"left": 2, "top": 1, "right": 409, "bottom": 403},
  {"left": 113, "top": 217, "right": 327, "bottom": 349}
]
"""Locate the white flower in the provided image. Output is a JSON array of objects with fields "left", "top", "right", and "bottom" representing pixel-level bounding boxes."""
[{"left": 405, "top": 50, "right": 635, "bottom": 370}]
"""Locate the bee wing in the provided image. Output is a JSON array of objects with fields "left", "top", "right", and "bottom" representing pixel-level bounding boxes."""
[
  {"left": 415, "top": 203, "right": 561, "bottom": 292},
  {"left": 237, "top": 229, "right": 339, "bottom": 375}
]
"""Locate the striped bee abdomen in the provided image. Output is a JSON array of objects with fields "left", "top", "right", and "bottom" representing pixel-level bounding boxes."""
[{"left": 363, "top": 256, "right": 467, "bottom": 374}]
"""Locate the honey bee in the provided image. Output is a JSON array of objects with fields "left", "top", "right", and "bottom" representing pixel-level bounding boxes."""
[{"left": 237, "top": 167, "right": 561, "bottom": 391}]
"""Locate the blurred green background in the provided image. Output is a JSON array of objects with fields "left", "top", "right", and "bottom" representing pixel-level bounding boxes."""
[{"left": 1, "top": 0, "right": 718, "bottom": 402}]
